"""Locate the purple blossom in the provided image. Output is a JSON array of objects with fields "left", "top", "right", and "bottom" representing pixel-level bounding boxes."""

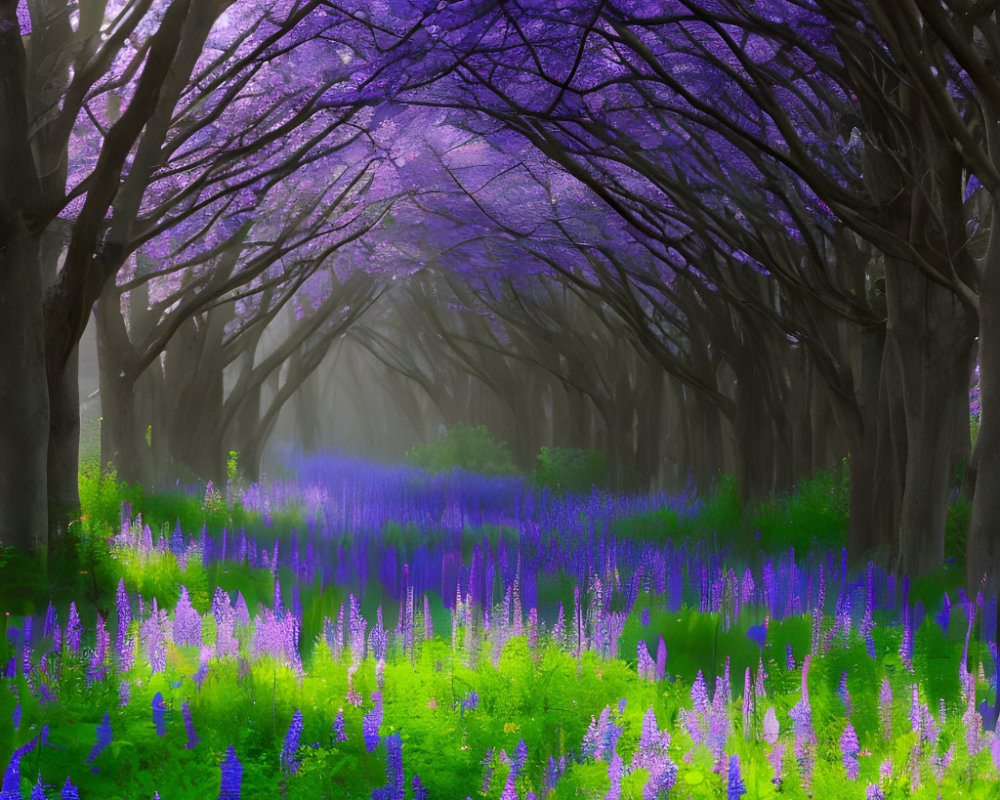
[
  {"left": 655, "top": 634, "right": 667, "bottom": 681},
  {"left": 461, "top": 690, "right": 479, "bottom": 714},
  {"left": 182, "top": 700, "right": 200, "bottom": 749},
  {"left": 152, "top": 692, "right": 167, "bottom": 737},
  {"left": 61, "top": 777, "right": 81, "bottom": 800},
  {"left": 43, "top": 603, "right": 56, "bottom": 639},
  {"left": 86, "top": 712, "right": 113, "bottom": 769},
  {"left": 281, "top": 709, "right": 304, "bottom": 773},
  {"left": 631, "top": 707, "right": 677, "bottom": 800},
  {"left": 1, "top": 735, "right": 40, "bottom": 800},
  {"left": 637, "top": 640, "right": 655, "bottom": 682},
  {"left": 746, "top": 623, "right": 766, "bottom": 649},
  {"left": 374, "top": 733, "right": 405, "bottom": 800},
  {"left": 838, "top": 671, "right": 852, "bottom": 716},
  {"left": 332, "top": 709, "right": 347, "bottom": 742},
  {"left": 116, "top": 579, "right": 131, "bottom": 668},
  {"left": 363, "top": 691, "right": 383, "bottom": 752},
  {"left": 641, "top": 607, "right": 650, "bottom": 626},
  {"left": 499, "top": 769, "right": 517, "bottom": 800},
  {"left": 841, "top": 722, "right": 860, "bottom": 779},
  {"left": 605, "top": 751, "right": 624, "bottom": 800},
  {"left": 727, "top": 754, "right": 746, "bottom": 799},
  {"left": 220, "top": 745, "right": 243, "bottom": 800},
  {"left": 413, "top": 775, "right": 429, "bottom": 800},
  {"left": 87, "top": 613, "right": 109, "bottom": 685},
  {"left": 174, "top": 586, "right": 203, "bottom": 648}
]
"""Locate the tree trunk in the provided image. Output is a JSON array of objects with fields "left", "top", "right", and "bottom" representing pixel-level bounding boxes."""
[
  {"left": 47, "top": 342, "right": 81, "bottom": 536},
  {"left": 968, "top": 212, "right": 1000, "bottom": 597},
  {"left": 885, "top": 256, "right": 976, "bottom": 578},
  {"left": 96, "top": 292, "right": 144, "bottom": 483},
  {"left": 0, "top": 18, "right": 48, "bottom": 555}
]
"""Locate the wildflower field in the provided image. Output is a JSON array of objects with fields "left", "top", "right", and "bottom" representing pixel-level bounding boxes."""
[{"left": 1, "top": 454, "right": 996, "bottom": 800}]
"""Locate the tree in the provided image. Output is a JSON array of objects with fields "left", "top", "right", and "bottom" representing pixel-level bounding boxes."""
[
  {"left": 0, "top": 0, "right": 391, "bottom": 553},
  {"left": 389, "top": 0, "right": 978, "bottom": 576}
]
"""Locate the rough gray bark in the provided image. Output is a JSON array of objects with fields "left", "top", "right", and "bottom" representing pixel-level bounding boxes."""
[{"left": 0, "top": 6, "right": 47, "bottom": 553}]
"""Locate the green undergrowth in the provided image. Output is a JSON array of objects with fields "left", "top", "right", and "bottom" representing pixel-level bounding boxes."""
[{"left": 5, "top": 594, "right": 998, "bottom": 799}]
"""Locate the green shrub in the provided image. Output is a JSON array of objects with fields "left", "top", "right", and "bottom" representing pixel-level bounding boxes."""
[
  {"left": 404, "top": 423, "right": 518, "bottom": 476},
  {"left": 753, "top": 466, "right": 849, "bottom": 553},
  {"left": 534, "top": 447, "right": 607, "bottom": 494}
]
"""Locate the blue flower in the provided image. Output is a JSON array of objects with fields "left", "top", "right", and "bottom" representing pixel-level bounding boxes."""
[
  {"left": 220, "top": 745, "right": 243, "bottom": 799},
  {"left": 281, "top": 709, "right": 304, "bottom": 773},
  {"left": 60, "top": 777, "right": 81, "bottom": 800},
  {"left": 85, "top": 713, "right": 113, "bottom": 770},
  {"left": 746, "top": 624, "right": 767, "bottom": 649},
  {"left": 152, "top": 692, "right": 167, "bottom": 737},
  {"left": 727, "top": 754, "right": 746, "bottom": 800}
]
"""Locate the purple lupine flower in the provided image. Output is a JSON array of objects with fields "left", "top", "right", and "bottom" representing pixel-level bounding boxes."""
[
  {"left": 786, "top": 642, "right": 795, "bottom": 671},
  {"left": 605, "top": 751, "right": 624, "bottom": 800},
  {"left": 551, "top": 601, "right": 565, "bottom": 646},
  {"left": 742, "top": 668, "right": 753, "bottom": 739},
  {"left": 234, "top": 593, "right": 250, "bottom": 626},
  {"left": 332, "top": 709, "right": 347, "bottom": 742},
  {"left": 727, "top": 754, "right": 746, "bottom": 799},
  {"left": 382, "top": 732, "right": 405, "bottom": 800},
  {"left": 461, "top": 690, "right": 479, "bottom": 715},
  {"left": 43, "top": 603, "right": 56, "bottom": 639},
  {"left": 746, "top": 624, "right": 767, "bottom": 649},
  {"left": 641, "top": 607, "right": 650, "bottom": 626},
  {"left": 182, "top": 700, "right": 200, "bottom": 749},
  {"left": 691, "top": 671, "right": 709, "bottom": 717},
  {"left": 631, "top": 706, "right": 677, "bottom": 800},
  {"left": 637, "top": 641, "right": 655, "bottom": 682},
  {"left": 118, "top": 679, "right": 130, "bottom": 707},
  {"left": 763, "top": 707, "right": 780, "bottom": 745},
  {"left": 841, "top": 722, "right": 860, "bottom": 779},
  {"left": 152, "top": 692, "right": 167, "bottom": 737},
  {"left": 838, "top": 671, "right": 853, "bottom": 716},
  {"left": 219, "top": 745, "right": 242, "bottom": 800},
  {"left": 865, "top": 785, "right": 885, "bottom": 800},
  {"left": 11, "top": 702, "right": 19, "bottom": 731},
  {"left": 1, "top": 735, "right": 40, "bottom": 800},
  {"left": 513, "top": 738, "right": 528, "bottom": 779},
  {"left": 86, "top": 713, "right": 113, "bottom": 769},
  {"left": 363, "top": 691, "right": 383, "bottom": 752},
  {"left": 61, "top": 777, "right": 81, "bottom": 800},
  {"left": 87, "top": 613, "right": 109, "bottom": 684},
  {"left": 116, "top": 579, "right": 131, "bottom": 669},
  {"left": 499, "top": 769, "right": 517, "bottom": 800},
  {"left": 174, "top": 586, "right": 202, "bottom": 648},
  {"left": 281, "top": 709, "right": 304, "bottom": 773},
  {"left": 655, "top": 634, "right": 667, "bottom": 681},
  {"left": 424, "top": 594, "right": 434, "bottom": 640},
  {"left": 29, "top": 777, "right": 46, "bottom": 800},
  {"left": 413, "top": 775, "right": 429, "bottom": 800},
  {"left": 789, "top": 656, "right": 816, "bottom": 787},
  {"left": 929, "top": 743, "right": 954, "bottom": 786}
]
